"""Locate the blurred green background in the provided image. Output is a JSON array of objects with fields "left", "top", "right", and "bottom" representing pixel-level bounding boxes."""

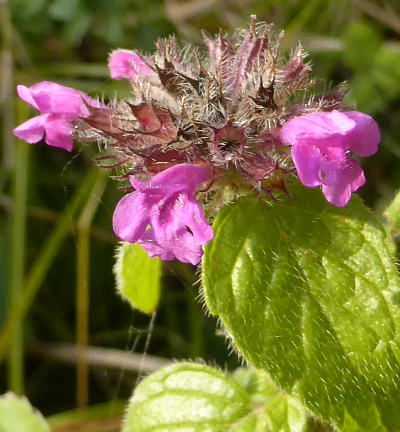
[{"left": 1, "top": 0, "right": 400, "bottom": 430}]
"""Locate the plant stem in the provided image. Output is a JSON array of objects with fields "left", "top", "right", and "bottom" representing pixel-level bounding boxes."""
[
  {"left": 76, "top": 171, "right": 107, "bottom": 408},
  {"left": 0, "top": 0, "right": 15, "bottom": 192},
  {"left": 8, "top": 100, "right": 30, "bottom": 394},
  {"left": 0, "top": 168, "right": 102, "bottom": 363},
  {"left": 0, "top": 193, "right": 116, "bottom": 243},
  {"left": 29, "top": 342, "right": 170, "bottom": 373}
]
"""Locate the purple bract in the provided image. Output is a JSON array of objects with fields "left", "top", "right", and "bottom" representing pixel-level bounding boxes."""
[
  {"left": 279, "top": 110, "right": 380, "bottom": 207},
  {"left": 13, "top": 81, "right": 99, "bottom": 151},
  {"left": 112, "top": 164, "right": 214, "bottom": 265}
]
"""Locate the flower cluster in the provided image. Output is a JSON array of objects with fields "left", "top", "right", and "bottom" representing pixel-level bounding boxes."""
[{"left": 13, "top": 18, "right": 380, "bottom": 264}]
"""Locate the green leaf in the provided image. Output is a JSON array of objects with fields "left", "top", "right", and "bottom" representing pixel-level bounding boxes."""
[
  {"left": 114, "top": 242, "right": 162, "bottom": 314},
  {"left": 122, "top": 362, "right": 309, "bottom": 432},
  {"left": 0, "top": 393, "right": 50, "bottom": 432},
  {"left": 122, "top": 362, "right": 250, "bottom": 432},
  {"left": 202, "top": 185, "right": 400, "bottom": 431}
]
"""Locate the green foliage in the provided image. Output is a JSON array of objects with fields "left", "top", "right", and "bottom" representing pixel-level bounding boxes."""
[
  {"left": 342, "top": 22, "right": 381, "bottom": 71},
  {"left": 202, "top": 185, "right": 400, "bottom": 431},
  {"left": 4, "top": 0, "right": 400, "bottom": 423},
  {"left": 342, "top": 21, "right": 400, "bottom": 114},
  {"left": 385, "top": 189, "right": 400, "bottom": 232},
  {"left": 232, "top": 369, "right": 308, "bottom": 431},
  {"left": 0, "top": 235, "right": 10, "bottom": 328},
  {"left": 49, "top": 0, "right": 81, "bottom": 21},
  {"left": 46, "top": 400, "right": 125, "bottom": 430},
  {"left": 10, "top": 0, "right": 176, "bottom": 57},
  {"left": 0, "top": 393, "right": 50, "bottom": 432},
  {"left": 373, "top": 50, "right": 400, "bottom": 101},
  {"left": 114, "top": 242, "right": 162, "bottom": 314},
  {"left": 123, "top": 362, "right": 308, "bottom": 432}
]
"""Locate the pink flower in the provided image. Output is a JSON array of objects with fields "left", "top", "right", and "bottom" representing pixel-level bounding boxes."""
[
  {"left": 108, "top": 50, "right": 155, "bottom": 80},
  {"left": 13, "top": 81, "right": 99, "bottom": 151},
  {"left": 279, "top": 110, "right": 380, "bottom": 207},
  {"left": 113, "top": 164, "right": 214, "bottom": 265}
]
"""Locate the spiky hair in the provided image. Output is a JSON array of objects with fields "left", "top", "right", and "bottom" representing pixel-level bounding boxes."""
[{"left": 74, "top": 17, "right": 346, "bottom": 208}]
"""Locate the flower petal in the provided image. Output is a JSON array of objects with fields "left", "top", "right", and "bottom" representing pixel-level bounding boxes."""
[
  {"left": 43, "top": 116, "right": 74, "bottom": 151},
  {"left": 166, "top": 228, "right": 207, "bottom": 265},
  {"left": 154, "top": 192, "right": 213, "bottom": 243},
  {"left": 17, "top": 85, "right": 39, "bottom": 110},
  {"left": 28, "top": 81, "right": 92, "bottom": 118},
  {"left": 344, "top": 111, "right": 380, "bottom": 157},
  {"left": 139, "top": 163, "right": 212, "bottom": 193},
  {"left": 108, "top": 50, "right": 154, "bottom": 80},
  {"left": 291, "top": 141, "right": 323, "bottom": 188},
  {"left": 149, "top": 191, "right": 213, "bottom": 265},
  {"left": 280, "top": 110, "right": 355, "bottom": 146},
  {"left": 13, "top": 114, "right": 46, "bottom": 144},
  {"left": 175, "top": 194, "right": 214, "bottom": 244},
  {"left": 139, "top": 227, "right": 203, "bottom": 265},
  {"left": 138, "top": 229, "right": 175, "bottom": 261},
  {"left": 321, "top": 158, "right": 365, "bottom": 207},
  {"left": 112, "top": 192, "right": 151, "bottom": 243}
]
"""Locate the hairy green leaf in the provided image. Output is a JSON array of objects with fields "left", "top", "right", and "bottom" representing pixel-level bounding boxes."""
[
  {"left": 202, "top": 185, "right": 400, "bottom": 431},
  {"left": 114, "top": 242, "right": 162, "bottom": 314},
  {"left": 123, "top": 362, "right": 309, "bottom": 432},
  {"left": 233, "top": 369, "right": 308, "bottom": 431},
  {"left": 0, "top": 393, "right": 50, "bottom": 432},
  {"left": 123, "top": 362, "right": 250, "bottom": 432}
]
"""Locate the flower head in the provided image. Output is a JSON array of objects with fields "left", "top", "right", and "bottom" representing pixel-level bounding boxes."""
[
  {"left": 13, "top": 81, "right": 99, "bottom": 151},
  {"left": 112, "top": 164, "right": 213, "bottom": 265},
  {"left": 279, "top": 110, "right": 380, "bottom": 207},
  {"left": 79, "top": 19, "right": 326, "bottom": 191},
  {"left": 108, "top": 50, "right": 155, "bottom": 80}
]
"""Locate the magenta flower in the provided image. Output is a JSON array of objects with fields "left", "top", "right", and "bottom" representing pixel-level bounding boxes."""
[
  {"left": 113, "top": 164, "right": 214, "bottom": 265},
  {"left": 13, "top": 81, "right": 99, "bottom": 151},
  {"left": 279, "top": 110, "right": 380, "bottom": 207},
  {"left": 108, "top": 50, "right": 155, "bottom": 80}
]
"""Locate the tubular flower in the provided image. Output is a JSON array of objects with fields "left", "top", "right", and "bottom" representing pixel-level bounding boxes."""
[
  {"left": 279, "top": 110, "right": 380, "bottom": 207},
  {"left": 112, "top": 164, "right": 214, "bottom": 265},
  {"left": 108, "top": 50, "right": 155, "bottom": 80},
  {"left": 13, "top": 81, "right": 100, "bottom": 151}
]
